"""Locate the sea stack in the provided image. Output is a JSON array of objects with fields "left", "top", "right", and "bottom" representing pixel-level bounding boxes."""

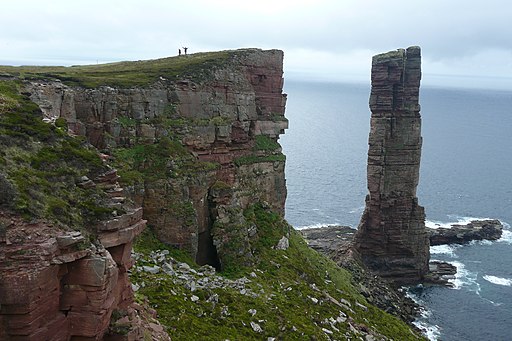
[{"left": 353, "top": 46, "right": 429, "bottom": 284}]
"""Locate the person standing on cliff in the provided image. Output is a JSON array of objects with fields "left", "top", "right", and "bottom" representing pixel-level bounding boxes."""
[
  {"left": 183, "top": 47, "right": 188, "bottom": 55},
  {"left": 178, "top": 49, "right": 181, "bottom": 56}
]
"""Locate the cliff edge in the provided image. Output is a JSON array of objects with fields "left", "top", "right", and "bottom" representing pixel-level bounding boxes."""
[
  {"left": 0, "top": 49, "right": 426, "bottom": 340},
  {"left": 20, "top": 49, "right": 288, "bottom": 272}
]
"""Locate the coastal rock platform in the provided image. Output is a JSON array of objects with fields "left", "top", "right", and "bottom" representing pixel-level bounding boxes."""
[{"left": 301, "top": 219, "right": 504, "bottom": 320}]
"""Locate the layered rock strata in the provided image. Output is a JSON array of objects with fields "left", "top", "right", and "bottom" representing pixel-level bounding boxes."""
[
  {"left": 353, "top": 46, "right": 429, "bottom": 284},
  {"left": 26, "top": 49, "right": 288, "bottom": 269},
  {"left": 0, "top": 170, "right": 163, "bottom": 340}
]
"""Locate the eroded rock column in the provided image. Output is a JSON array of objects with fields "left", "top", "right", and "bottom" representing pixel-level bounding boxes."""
[{"left": 354, "top": 46, "right": 429, "bottom": 284}]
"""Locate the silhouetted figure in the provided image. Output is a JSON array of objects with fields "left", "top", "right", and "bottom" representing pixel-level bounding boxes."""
[
  {"left": 179, "top": 49, "right": 181, "bottom": 56},
  {"left": 183, "top": 47, "right": 188, "bottom": 55}
]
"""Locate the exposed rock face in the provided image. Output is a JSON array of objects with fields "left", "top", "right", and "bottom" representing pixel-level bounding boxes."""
[
  {"left": 26, "top": 49, "right": 288, "bottom": 269},
  {"left": 428, "top": 219, "right": 503, "bottom": 245},
  {"left": 0, "top": 170, "right": 162, "bottom": 340},
  {"left": 353, "top": 46, "right": 429, "bottom": 284}
]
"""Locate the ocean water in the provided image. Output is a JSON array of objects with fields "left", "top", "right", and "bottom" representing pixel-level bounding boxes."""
[{"left": 280, "top": 80, "right": 512, "bottom": 340}]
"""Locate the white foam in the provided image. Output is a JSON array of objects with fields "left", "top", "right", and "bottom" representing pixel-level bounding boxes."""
[
  {"left": 448, "top": 215, "right": 493, "bottom": 224},
  {"left": 295, "top": 222, "right": 341, "bottom": 230},
  {"left": 413, "top": 320, "right": 441, "bottom": 341},
  {"left": 447, "top": 261, "right": 480, "bottom": 293},
  {"left": 483, "top": 275, "right": 512, "bottom": 287},
  {"left": 497, "top": 227, "right": 512, "bottom": 244},
  {"left": 426, "top": 216, "right": 494, "bottom": 230},
  {"left": 469, "top": 239, "right": 493, "bottom": 246},
  {"left": 425, "top": 219, "right": 453, "bottom": 230},
  {"left": 430, "top": 244, "right": 459, "bottom": 258},
  {"left": 406, "top": 290, "right": 441, "bottom": 341}
]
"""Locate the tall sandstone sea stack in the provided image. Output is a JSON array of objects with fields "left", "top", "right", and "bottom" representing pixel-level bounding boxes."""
[{"left": 354, "top": 46, "right": 430, "bottom": 284}]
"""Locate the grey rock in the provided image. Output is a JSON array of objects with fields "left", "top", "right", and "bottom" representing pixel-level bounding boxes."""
[
  {"left": 162, "top": 262, "right": 174, "bottom": 275},
  {"left": 322, "top": 328, "right": 333, "bottom": 335},
  {"left": 275, "top": 236, "right": 289, "bottom": 250},
  {"left": 355, "top": 301, "right": 368, "bottom": 311},
  {"left": 250, "top": 322, "right": 263, "bottom": 333},
  {"left": 142, "top": 265, "right": 161, "bottom": 274}
]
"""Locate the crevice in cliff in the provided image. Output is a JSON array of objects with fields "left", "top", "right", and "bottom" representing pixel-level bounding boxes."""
[{"left": 196, "top": 222, "right": 221, "bottom": 271}]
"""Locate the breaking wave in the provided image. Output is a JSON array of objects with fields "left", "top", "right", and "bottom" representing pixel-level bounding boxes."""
[{"left": 483, "top": 275, "right": 512, "bottom": 287}]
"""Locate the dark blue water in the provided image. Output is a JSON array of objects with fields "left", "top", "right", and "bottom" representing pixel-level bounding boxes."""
[{"left": 280, "top": 80, "right": 512, "bottom": 340}]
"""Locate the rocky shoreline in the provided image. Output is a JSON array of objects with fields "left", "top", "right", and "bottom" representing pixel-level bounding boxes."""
[
  {"left": 428, "top": 219, "right": 503, "bottom": 245},
  {"left": 300, "top": 219, "right": 504, "bottom": 324}
]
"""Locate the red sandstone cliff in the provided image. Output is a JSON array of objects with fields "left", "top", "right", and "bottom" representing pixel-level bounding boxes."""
[
  {"left": 27, "top": 49, "right": 288, "bottom": 270},
  {"left": 0, "top": 169, "right": 169, "bottom": 340},
  {"left": 1, "top": 49, "right": 287, "bottom": 339},
  {"left": 353, "top": 46, "right": 430, "bottom": 284}
]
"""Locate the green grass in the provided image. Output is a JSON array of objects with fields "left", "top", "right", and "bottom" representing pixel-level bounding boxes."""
[
  {"left": 0, "top": 50, "right": 236, "bottom": 88},
  {"left": 254, "top": 135, "right": 281, "bottom": 152},
  {"left": 234, "top": 153, "right": 286, "bottom": 166},
  {"left": 112, "top": 136, "right": 219, "bottom": 186},
  {"left": 130, "top": 204, "right": 425, "bottom": 340},
  {"left": 0, "top": 79, "right": 113, "bottom": 229}
]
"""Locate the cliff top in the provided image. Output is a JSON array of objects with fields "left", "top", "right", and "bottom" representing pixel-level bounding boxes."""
[{"left": 0, "top": 48, "right": 281, "bottom": 88}]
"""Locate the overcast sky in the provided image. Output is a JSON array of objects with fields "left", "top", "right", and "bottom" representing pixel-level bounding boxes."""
[{"left": 1, "top": 0, "right": 511, "bottom": 89}]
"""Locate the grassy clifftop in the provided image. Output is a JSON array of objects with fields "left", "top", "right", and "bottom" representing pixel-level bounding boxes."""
[{"left": 0, "top": 50, "right": 233, "bottom": 88}]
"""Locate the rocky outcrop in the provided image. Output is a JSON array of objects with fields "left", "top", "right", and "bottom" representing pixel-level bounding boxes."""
[
  {"left": 26, "top": 49, "right": 288, "bottom": 270},
  {"left": 300, "top": 226, "right": 355, "bottom": 258},
  {"left": 353, "top": 46, "right": 430, "bottom": 284},
  {"left": 0, "top": 170, "right": 167, "bottom": 340},
  {"left": 301, "top": 226, "right": 420, "bottom": 323},
  {"left": 428, "top": 219, "right": 503, "bottom": 245}
]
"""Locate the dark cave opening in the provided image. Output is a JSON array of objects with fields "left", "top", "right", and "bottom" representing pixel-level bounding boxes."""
[{"left": 196, "top": 227, "right": 221, "bottom": 271}]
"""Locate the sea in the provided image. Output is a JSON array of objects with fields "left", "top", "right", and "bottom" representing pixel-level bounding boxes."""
[{"left": 280, "top": 79, "right": 512, "bottom": 341}]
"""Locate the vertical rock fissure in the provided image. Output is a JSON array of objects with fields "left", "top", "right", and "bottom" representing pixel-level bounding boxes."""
[
  {"left": 353, "top": 46, "right": 430, "bottom": 285},
  {"left": 197, "top": 201, "right": 221, "bottom": 270}
]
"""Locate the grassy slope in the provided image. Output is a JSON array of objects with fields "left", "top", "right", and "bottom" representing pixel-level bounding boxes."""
[
  {"left": 131, "top": 205, "right": 424, "bottom": 340},
  {"left": 0, "top": 79, "right": 111, "bottom": 232},
  {"left": 0, "top": 51, "right": 233, "bottom": 88}
]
